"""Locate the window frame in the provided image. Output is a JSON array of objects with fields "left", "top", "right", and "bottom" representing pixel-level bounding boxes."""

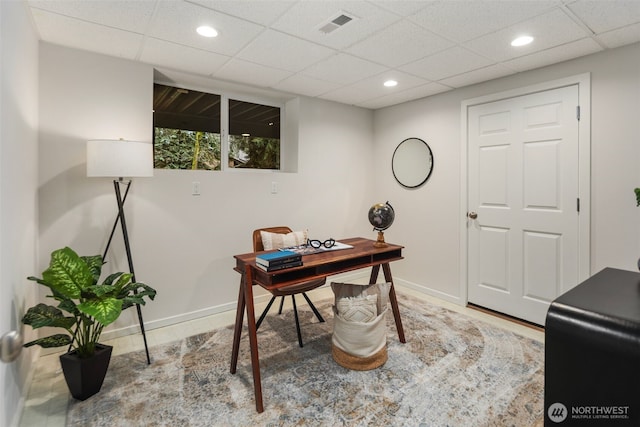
[{"left": 153, "top": 82, "right": 284, "bottom": 172}]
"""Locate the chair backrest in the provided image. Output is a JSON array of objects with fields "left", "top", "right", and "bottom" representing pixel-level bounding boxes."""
[{"left": 252, "top": 226, "right": 293, "bottom": 252}]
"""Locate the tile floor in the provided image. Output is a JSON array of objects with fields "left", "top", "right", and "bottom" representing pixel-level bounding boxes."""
[{"left": 18, "top": 286, "right": 544, "bottom": 427}]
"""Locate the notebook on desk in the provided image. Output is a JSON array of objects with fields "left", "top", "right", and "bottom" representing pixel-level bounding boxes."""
[{"left": 255, "top": 250, "right": 301, "bottom": 267}]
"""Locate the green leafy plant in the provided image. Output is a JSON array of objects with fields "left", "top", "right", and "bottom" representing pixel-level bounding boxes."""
[
  {"left": 154, "top": 127, "right": 221, "bottom": 170},
  {"left": 22, "top": 247, "right": 156, "bottom": 358},
  {"left": 635, "top": 188, "right": 640, "bottom": 207},
  {"left": 229, "top": 135, "right": 280, "bottom": 169}
]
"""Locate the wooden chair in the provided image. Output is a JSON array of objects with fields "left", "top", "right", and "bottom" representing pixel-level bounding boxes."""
[{"left": 253, "top": 226, "right": 325, "bottom": 347}]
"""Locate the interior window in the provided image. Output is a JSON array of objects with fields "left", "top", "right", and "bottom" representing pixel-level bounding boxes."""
[
  {"left": 228, "top": 99, "right": 281, "bottom": 170},
  {"left": 153, "top": 84, "right": 221, "bottom": 170},
  {"left": 153, "top": 84, "right": 282, "bottom": 171}
]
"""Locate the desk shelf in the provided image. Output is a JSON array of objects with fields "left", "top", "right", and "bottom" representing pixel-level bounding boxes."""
[{"left": 235, "top": 238, "right": 404, "bottom": 290}]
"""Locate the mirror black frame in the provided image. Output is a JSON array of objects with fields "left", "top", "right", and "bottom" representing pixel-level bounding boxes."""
[{"left": 392, "top": 137, "right": 434, "bottom": 188}]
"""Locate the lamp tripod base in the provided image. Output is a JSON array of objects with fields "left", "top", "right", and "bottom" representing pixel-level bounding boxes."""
[
  {"left": 105, "top": 179, "right": 151, "bottom": 365},
  {"left": 373, "top": 231, "right": 388, "bottom": 248}
]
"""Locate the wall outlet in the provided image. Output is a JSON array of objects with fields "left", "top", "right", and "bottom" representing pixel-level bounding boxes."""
[
  {"left": 271, "top": 181, "right": 278, "bottom": 194},
  {"left": 192, "top": 181, "right": 200, "bottom": 196}
]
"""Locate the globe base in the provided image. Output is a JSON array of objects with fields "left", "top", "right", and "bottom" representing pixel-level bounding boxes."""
[{"left": 373, "top": 231, "right": 388, "bottom": 248}]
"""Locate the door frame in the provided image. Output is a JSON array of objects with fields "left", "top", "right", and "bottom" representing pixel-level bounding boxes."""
[{"left": 459, "top": 73, "right": 592, "bottom": 306}]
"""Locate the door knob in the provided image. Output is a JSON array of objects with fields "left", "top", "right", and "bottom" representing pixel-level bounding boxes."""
[
  {"left": 468, "top": 212, "right": 478, "bottom": 219},
  {"left": 0, "top": 330, "right": 23, "bottom": 363}
]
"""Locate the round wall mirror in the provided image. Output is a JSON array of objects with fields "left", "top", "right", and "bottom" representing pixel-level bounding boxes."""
[{"left": 392, "top": 138, "right": 434, "bottom": 188}]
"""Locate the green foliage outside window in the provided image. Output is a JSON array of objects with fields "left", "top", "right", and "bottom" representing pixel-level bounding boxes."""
[
  {"left": 154, "top": 128, "right": 221, "bottom": 170},
  {"left": 229, "top": 135, "right": 280, "bottom": 169}
]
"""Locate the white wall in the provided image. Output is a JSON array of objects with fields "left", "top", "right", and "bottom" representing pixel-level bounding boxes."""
[
  {"left": 35, "top": 33, "right": 640, "bottom": 346},
  {"left": 38, "top": 44, "right": 375, "bottom": 335},
  {"left": 38, "top": 44, "right": 154, "bottom": 335},
  {"left": 374, "top": 42, "right": 640, "bottom": 303},
  {"left": 0, "top": 1, "right": 40, "bottom": 426}
]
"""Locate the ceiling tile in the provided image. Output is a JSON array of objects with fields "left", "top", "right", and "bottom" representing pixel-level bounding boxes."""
[
  {"left": 272, "top": 74, "right": 342, "bottom": 97},
  {"left": 28, "top": 0, "right": 155, "bottom": 33},
  {"left": 271, "top": 0, "right": 399, "bottom": 49},
  {"left": 148, "top": 1, "right": 265, "bottom": 57},
  {"left": 409, "top": 0, "right": 560, "bottom": 43},
  {"left": 213, "top": 59, "right": 293, "bottom": 87},
  {"left": 462, "top": 8, "right": 588, "bottom": 62},
  {"left": 438, "top": 64, "right": 516, "bottom": 88},
  {"left": 31, "top": 8, "right": 143, "bottom": 59},
  {"left": 321, "top": 71, "right": 437, "bottom": 106},
  {"left": 300, "top": 53, "right": 388, "bottom": 85},
  {"left": 596, "top": 23, "right": 640, "bottom": 49},
  {"left": 332, "top": 70, "right": 431, "bottom": 102},
  {"left": 237, "top": 29, "right": 335, "bottom": 72},
  {"left": 357, "top": 82, "right": 452, "bottom": 109},
  {"left": 376, "top": 70, "right": 432, "bottom": 90},
  {"left": 140, "top": 38, "right": 230, "bottom": 76},
  {"left": 347, "top": 19, "right": 454, "bottom": 67},
  {"left": 400, "top": 46, "right": 493, "bottom": 81},
  {"left": 372, "top": 1, "right": 433, "bottom": 17},
  {"left": 319, "top": 85, "right": 377, "bottom": 106},
  {"left": 25, "top": 0, "right": 640, "bottom": 109},
  {"left": 503, "top": 38, "right": 603, "bottom": 72},
  {"left": 567, "top": 0, "right": 640, "bottom": 34},
  {"left": 190, "top": 0, "right": 296, "bottom": 26}
]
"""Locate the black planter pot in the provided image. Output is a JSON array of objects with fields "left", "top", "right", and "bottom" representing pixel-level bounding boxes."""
[{"left": 59, "top": 344, "right": 113, "bottom": 401}]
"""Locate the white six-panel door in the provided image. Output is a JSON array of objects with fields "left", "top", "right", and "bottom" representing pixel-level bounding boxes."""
[{"left": 467, "top": 85, "right": 580, "bottom": 325}]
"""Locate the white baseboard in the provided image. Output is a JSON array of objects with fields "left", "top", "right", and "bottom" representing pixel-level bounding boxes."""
[
  {"left": 95, "top": 271, "right": 457, "bottom": 343},
  {"left": 394, "top": 278, "right": 464, "bottom": 306},
  {"left": 100, "top": 270, "right": 370, "bottom": 340}
]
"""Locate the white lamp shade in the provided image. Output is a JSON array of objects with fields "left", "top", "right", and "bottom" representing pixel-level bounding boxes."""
[{"left": 87, "top": 139, "right": 153, "bottom": 178}]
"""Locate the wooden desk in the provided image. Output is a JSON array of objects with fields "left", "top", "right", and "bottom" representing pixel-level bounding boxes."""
[{"left": 230, "top": 237, "right": 406, "bottom": 412}]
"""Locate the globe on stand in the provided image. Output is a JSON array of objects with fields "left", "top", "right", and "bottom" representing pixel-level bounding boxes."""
[{"left": 368, "top": 201, "right": 395, "bottom": 248}]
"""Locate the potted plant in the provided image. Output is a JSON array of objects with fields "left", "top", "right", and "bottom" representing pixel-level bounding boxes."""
[{"left": 22, "top": 246, "right": 156, "bottom": 400}]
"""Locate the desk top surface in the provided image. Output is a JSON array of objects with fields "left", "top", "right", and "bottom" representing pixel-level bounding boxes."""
[
  {"left": 234, "top": 237, "right": 403, "bottom": 264},
  {"left": 234, "top": 237, "right": 404, "bottom": 288}
]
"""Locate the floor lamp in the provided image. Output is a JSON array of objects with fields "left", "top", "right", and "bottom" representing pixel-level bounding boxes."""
[{"left": 87, "top": 139, "right": 154, "bottom": 364}]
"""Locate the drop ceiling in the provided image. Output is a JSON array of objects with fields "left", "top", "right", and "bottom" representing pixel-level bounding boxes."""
[{"left": 27, "top": 0, "right": 640, "bottom": 109}]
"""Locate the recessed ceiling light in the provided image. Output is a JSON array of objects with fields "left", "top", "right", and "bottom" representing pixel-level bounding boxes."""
[
  {"left": 241, "top": 133, "right": 250, "bottom": 137},
  {"left": 197, "top": 26, "right": 218, "bottom": 38},
  {"left": 384, "top": 80, "right": 398, "bottom": 87},
  {"left": 511, "top": 35, "right": 533, "bottom": 47}
]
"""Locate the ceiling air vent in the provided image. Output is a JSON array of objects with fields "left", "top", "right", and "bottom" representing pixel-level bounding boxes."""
[{"left": 318, "top": 12, "right": 356, "bottom": 34}]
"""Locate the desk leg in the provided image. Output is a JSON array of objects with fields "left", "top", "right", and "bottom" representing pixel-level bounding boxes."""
[
  {"left": 230, "top": 275, "right": 246, "bottom": 375},
  {"left": 243, "top": 265, "right": 264, "bottom": 413},
  {"left": 382, "top": 263, "right": 406, "bottom": 343},
  {"left": 369, "top": 264, "right": 381, "bottom": 284}
]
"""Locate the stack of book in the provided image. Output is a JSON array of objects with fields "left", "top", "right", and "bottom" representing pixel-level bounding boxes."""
[{"left": 255, "top": 250, "right": 302, "bottom": 272}]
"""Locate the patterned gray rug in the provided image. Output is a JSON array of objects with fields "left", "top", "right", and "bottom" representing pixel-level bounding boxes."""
[{"left": 66, "top": 295, "right": 544, "bottom": 426}]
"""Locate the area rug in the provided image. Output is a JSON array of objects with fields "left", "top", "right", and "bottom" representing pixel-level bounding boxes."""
[{"left": 66, "top": 294, "right": 545, "bottom": 426}]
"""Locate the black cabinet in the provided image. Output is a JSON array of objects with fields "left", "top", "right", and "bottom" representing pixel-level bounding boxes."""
[{"left": 545, "top": 268, "right": 640, "bottom": 426}]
